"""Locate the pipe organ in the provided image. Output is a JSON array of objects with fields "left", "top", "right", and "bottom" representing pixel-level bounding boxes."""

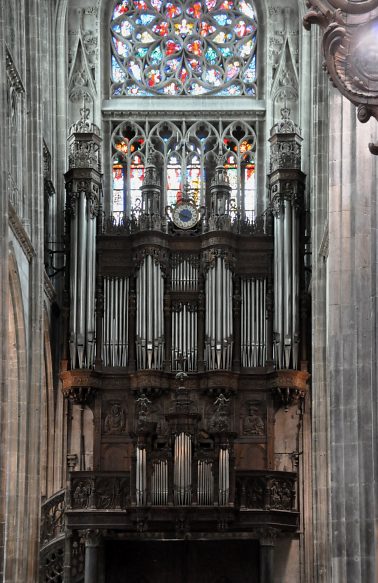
[
  {"left": 269, "top": 109, "right": 305, "bottom": 371},
  {"left": 241, "top": 278, "right": 267, "bottom": 367},
  {"left": 136, "top": 254, "right": 165, "bottom": 370},
  {"left": 60, "top": 111, "right": 309, "bottom": 581},
  {"left": 102, "top": 277, "right": 129, "bottom": 367},
  {"left": 173, "top": 432, "right": 192, "bottom": 505},
  {"left": 205, "top": 255, "right": 233, "bottom": 371},
  {"left": 171, "top": 303, "right": 198, "bottom": 371},
  {"left": 64, "top": 110, "right": 101, "bottom": 369}
]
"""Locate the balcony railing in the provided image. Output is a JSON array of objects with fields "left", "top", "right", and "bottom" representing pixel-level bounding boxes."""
[
  {"left": 66, "top": 469, "right": 296, "bottom": 513},
  {"left": 40, "top": 489, "right": 66, "bottom": 548}
]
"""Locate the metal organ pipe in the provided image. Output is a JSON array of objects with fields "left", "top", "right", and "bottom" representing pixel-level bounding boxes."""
[
  {"left": 170, "top": 257, "right": 199, "bottom": 371},
  {"left": 136, "top": 447, "right": 147, "bottom": 506},
  {"left": 102, "top": 277, "right": 129, "bottom": 367},
  {"left": 152, "top": 460, "right": 168, "bottom": 505},
  {"left": 69, "top": 199, "right": 78, "bottom": 367},
  {"left": 174, "top": 433, "right": 192, "bottom": 506},
  {"left": 136, "top": 255, "right": 164, "bottom": 370},
  {"left": 205, "top": 256, "right": 233, "bottom": 370},
  {"left": 219, "top": 448, "right": 229, "bottom": 506},
  {"left": 273, "top": 199, "right": 300, "bottom": 370},
  {"left": 69, "top": 190, "right": 97, "bottom": 369},
  {"left": 197, "top": 461, "right": 214, "bottom": 505},
  {"left": 241, "top": 278, "right": 267, "bottom": 367}
]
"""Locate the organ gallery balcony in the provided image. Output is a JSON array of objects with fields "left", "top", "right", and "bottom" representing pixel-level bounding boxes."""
[{"left": 64, "top": 469, "right": 299, "bottom": 534}]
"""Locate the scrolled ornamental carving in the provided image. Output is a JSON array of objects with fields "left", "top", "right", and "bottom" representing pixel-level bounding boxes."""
[
  {"left": 304, "top": 1, "right": 378, "bottom": 153},
  {"left": 40, "top": 543, "right": 64, "bottom": 582},
  {"left": 41, "top": 492, "right": 66, "bottom": 545},
  {"left": 104, "top": 402, "right": 127, "bottom": 434},
  {"left": 69, "top": 141, "right": 100, "bottom": 170},
  {"left": 202, "top": 248, "right": 236, "bottom": 273},
  {"left": 134, "top": 246, "right": 169, "bottom": 274},
  {"left": 171, "top": 300, "right": 198, "bottom": 312},
  {"left": 270, "top": 142, "right": 302, "bottom": 172},
  {"left": 270, "top": 181, "right": 303, "bottom": 217},
  {"left": 170, "top": 253, "right": 200, "bottom": 269},
  {"left": 65, "top": 180, "right": 100, "bottom": 218}
]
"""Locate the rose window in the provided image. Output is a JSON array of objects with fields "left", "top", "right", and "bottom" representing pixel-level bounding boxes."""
[{"left": 110, "top": 0, "right": 257, "bottom": 96}]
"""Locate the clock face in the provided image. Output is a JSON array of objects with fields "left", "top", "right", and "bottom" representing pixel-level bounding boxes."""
[{"left": 172, "top": 203, "right": 199, "bottom": 229}]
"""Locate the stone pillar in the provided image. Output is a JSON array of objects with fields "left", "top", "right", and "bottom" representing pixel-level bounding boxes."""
[
  {"left": 84, "top": 530, "right": 102, "bottom": 583},
  {"left": 63, "top": 530, "right": 72, "bottom": 583},
  {"left": 259, "top": 533, "right": 275, "bottom": 583}
]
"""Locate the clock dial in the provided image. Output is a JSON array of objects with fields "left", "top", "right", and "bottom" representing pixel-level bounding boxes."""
[{"left": 172, "top": 203, "right": 199, "bottom": 229}]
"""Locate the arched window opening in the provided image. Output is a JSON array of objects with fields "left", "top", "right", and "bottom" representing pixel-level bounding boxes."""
[
  {"left": 111, "top": 119, "right": 257, "bottom": 220},
  {"left": 110, "top": 0, "right": 257, "bottom": 96}
]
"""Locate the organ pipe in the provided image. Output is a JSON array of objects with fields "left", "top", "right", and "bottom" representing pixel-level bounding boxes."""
[
  {"left": 205, "top": 256, "right": 233, "bottom": 370},
  {"left": 151, "top": 460, "right": 168, "bottom": 505},
  {"left": 197, "top": 460, "right": 214, "bottom": 505},
  {"left": 136, "top": 255, "right": 164, "bottom": 369},
  {"left": 65, "top": 115, "right": 101, "bottom": 370},
  {"left": 171, "top": 304, "right": 198, "bottom": 371},
  {"left": 68, "top": 190, "right": 96, "bottom": 369},
  {"left": 241, "top": 278, "right": 267, "bottom": 367},
  {"left": 136, "top": 447, "right": 147, "bottom": 506},
  {"left": 102, "top": 277, "right": 129, "bottom": 367},
  {"left": 174, "top": 433, "right": 192, "bottom": 506},
  {"left": 269, "top": 109, "right": 304, "bottom": 371},
  {"left": 272, "top": 199, "right": 301, "bottom": 369},
  {"left": 218, "top": 448, "right": 229, "bottom": 506}
]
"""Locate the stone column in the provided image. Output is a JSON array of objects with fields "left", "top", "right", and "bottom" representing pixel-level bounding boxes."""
[
  {"left": 84, "top": 529, "right": 102, "bottom": 583},
  {"left": 63, "top": 529, "right": 72, "bottom": 583},
  {"left": 259, "top": 532, "right": 275, "bottom": 583}
]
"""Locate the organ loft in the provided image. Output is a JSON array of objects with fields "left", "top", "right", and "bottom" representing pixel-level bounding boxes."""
[{"left": 40, "top": 98, "right": 311, "bottom": 581}]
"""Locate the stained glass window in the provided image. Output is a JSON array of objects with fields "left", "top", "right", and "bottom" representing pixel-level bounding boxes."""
[
  {"left": 110, "top": 0, "right": 257, "bottom": 96},
  {"left": 111, "top": 120, "right": 256, "bottom": 220}
]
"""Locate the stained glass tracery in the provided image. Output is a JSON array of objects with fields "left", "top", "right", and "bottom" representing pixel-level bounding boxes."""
[
  {"left": 111, "top": 120, "right": 256, "bottom": 220},
  {"left": 110, "top": 0, "right": 257, "bottom": 96}
]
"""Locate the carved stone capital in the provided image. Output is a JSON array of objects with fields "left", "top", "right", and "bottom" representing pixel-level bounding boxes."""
[
  {"left": 84, "top": 529, "right": 102, "bottom": 547},
  {"left": 256, "top": 527, "right": 280, "bottom": 545},
  {"left": 62, "top": 386, "right": 96, "bottom": 406}
]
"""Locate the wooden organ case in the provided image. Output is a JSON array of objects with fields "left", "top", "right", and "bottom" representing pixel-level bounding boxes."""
[{"left": 52, "top": 109, "right": 310, "bottom": 583}]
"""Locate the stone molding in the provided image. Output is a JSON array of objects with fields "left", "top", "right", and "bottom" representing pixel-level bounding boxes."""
[
  {"left": 8, "top": 203, "right": 35, "bottom": 262},
  {"left": 5, "top": 47, "right": 25, "bottom": 94},
  {"left": 44, "top": 270, "right": 57, "bottom": 303}
]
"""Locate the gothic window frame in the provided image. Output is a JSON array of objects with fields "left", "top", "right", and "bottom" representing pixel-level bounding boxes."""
[
  {"left": 110, "top": 118, "right": 258, "bottom": 217},
  {"left": 101, "top": 0, "right": 267, "bottom": 219}
]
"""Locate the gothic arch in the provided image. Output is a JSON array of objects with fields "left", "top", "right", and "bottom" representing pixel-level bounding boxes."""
[
  {"left": 41, "top": 303, "right": 56, "bottom": 499},
  {"left": 4, "top": 248, "right": 28, "bottom": 580}
]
